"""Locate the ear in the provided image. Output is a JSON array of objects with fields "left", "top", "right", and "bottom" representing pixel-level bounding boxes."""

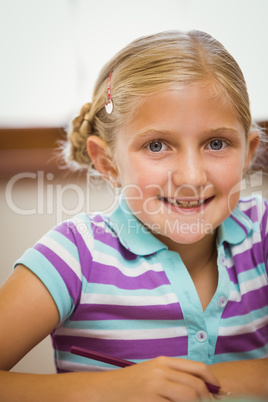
[
  {"left": 87, "top": 136, "right": 119, "bottom": 182},
  {"left": 243, "top": 130, "right": 260, "bottom": 172}
]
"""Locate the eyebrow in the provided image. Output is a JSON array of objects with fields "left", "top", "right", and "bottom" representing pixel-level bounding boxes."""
[
  {"left": 134, "top": 129, "right": 176, "bottom": 139},
  {"left": 135, "top": 127, "right": 240, "bottom": 139},
  {"left": 205, "top": 127, "right": 241, "bottom": 136}
]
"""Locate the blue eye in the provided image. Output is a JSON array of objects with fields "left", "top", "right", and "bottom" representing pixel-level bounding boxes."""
[
  {"left": 148, "top": 141, "right": 166, "bottom": 152},
  {"left": 209, "top": 139, "right": 224, "bottom": 150}
]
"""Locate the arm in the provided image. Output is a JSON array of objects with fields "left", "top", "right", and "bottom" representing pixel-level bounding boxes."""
[
  {"left": 0, "top": 265, "right": 221, "bottom": 402},
  {"left": 210, "top": 358, "right": 268, "bottom": 399}
]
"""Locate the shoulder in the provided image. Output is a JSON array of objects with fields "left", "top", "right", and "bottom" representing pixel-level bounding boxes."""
[
  {"left": 53, "top": 212, "right": 118, "bottom": 245},
  {"left": 236, "top": 195, "right": 268, "bottom": 229},
  {"left": 237, "top": 194, "right": 267, "bottom": 211},
  {"left": 54, "top": 212, "right": 133, "bottom": 264},
  {"left": 234, "top": 195, "right": 268, "bottom": 263}
]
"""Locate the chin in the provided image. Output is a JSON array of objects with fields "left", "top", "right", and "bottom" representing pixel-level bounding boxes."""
[{"left": 153, "top": 223, "right": 216, "bottom": 248}]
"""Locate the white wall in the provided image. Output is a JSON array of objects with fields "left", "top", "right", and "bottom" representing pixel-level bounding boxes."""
[{"left": 0, "top": 0, "right": 268, "bottom": 127}]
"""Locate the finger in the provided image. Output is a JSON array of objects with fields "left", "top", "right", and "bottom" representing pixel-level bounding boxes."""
[
  {"left": 159, "top": 380, "right": 206, "bottom": 402},
  {"left": 162, "top": 368, "right": 210, "bottom": 400},
  {"left": 161, "top": 357, "right": 221, "bottom": 389}
]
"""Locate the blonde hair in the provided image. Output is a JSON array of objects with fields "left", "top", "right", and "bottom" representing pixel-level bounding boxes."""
[{"left": 63, "top": 30, "right": 254, "bottom": 169}]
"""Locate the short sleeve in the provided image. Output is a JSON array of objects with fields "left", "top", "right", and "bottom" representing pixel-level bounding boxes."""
[{"left": 14, "top": 214, "right": 94, "bottom": 324}]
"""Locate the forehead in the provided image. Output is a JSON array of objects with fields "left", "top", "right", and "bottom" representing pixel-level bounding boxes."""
[{"left": 118, "top": 86, "right": 245, "bottom": 141}]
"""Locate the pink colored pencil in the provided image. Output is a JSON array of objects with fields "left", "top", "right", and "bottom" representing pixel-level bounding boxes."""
[{"left": 70, "top": 346, "right": 231, "bottom": 397}]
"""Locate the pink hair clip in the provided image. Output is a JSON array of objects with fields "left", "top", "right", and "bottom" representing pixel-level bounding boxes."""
[{"left": 105, "top": 71, "right": 113, "bottom": 114}]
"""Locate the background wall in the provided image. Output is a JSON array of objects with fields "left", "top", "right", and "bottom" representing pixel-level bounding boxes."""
[
  {"left": 0, "top": 0, "right": 268, "bottom": 374},
  {"left": 1, "top": 0, "right": 268, "bottom": 127}
]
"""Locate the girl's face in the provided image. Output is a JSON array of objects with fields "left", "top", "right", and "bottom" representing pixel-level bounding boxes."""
[{"left": 113, "top": 85, "right": 257, "bottom": 249}]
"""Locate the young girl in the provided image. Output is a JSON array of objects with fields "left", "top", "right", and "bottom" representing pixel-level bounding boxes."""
[{"left": 0, "top": 30, "right": 267, "bottom": 401}]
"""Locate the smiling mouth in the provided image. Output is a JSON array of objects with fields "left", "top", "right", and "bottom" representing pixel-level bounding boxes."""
[{"left": 158, "top": 196, "right": 213, "bottom": 208}]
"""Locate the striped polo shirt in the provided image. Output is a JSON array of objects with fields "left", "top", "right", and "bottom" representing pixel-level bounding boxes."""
[{"left": 15, "top": 195, "right": 268, "bottom": 373}]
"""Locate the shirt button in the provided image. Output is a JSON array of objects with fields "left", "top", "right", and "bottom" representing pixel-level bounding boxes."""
[
  {"left": 221, "top": 256, "right": 225, "bottom": 264},
  {"left": 218, "top": 296, "right": 227, "bottom": 308},
  {"left": 196, "top": 330, "right": 207, "bottom": 342}
]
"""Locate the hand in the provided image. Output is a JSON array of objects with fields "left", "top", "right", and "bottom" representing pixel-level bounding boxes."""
[{"left": 91, "top": 356, "right": 220, "bottom": 402}]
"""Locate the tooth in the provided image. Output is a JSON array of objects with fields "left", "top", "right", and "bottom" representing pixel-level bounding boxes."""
[
  {"left": 177, "top": 200, "right": 201, "bottom": 207},
  {"left": 163, "top": 198, "right": 204, "bottom": 207},
  {"left": 189, "top": 201, "right": 199, "bottom": 206}
]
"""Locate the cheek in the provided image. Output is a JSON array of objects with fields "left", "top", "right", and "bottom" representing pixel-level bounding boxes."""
[
  {"left": 212, "top": 155, "right": 245, "bottom": 187},
  {"left": 121, "top": 167, "right": 165, "bottom": 215},
  {"left": 213, "top": 159, "right": 244, "bottom": 211},
  {"left": 119, "top": 157, "right": 164, "bottom": 189}
]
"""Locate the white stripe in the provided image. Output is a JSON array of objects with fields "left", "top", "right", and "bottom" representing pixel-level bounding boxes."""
[
  {"left": 224, "top": 256, "right": 234, "bottom": 269},
  {"left": 229, "top": 273, "right": 267, "bottom": 302},
  {"left": 231, "top": 230, "right": 261, "bottom": 257},
  {"left": 81, "top": 291, "right": 178, "bottom": 306},
  {"left": 219, "top": 315, "right": 268, "bottom": 336},
  {"left": 38, "top": 236, "right": 81, "bottom": 279},
  {"left": 238, "top": 198, "right": 256, "bottom": 212},
  {"left": 70, "top": 216, "right": 95, "bottom": 251},
  {"left": 239, "top": 273, "right": 267, "bottom": 294},
  {"left": 93, "top": 249, "right": 163, "bottom": 277},
  {"left": 238, "top": 195, "right": 268, "bottom": 232},
  {"left": 56, "top": 359, "right": 115, "bottom": 372},
  {"left": 228, "top": 289, "right": 241, "bottom": 302},
  {"left": 55, "top": 326, "right": 187, "bottom": 340},
  {"left": 239, "top": 195, "right": 266, "bottom": 221},
  {"left": 71, "top": 217, "right": 163, "bottom": 276}
]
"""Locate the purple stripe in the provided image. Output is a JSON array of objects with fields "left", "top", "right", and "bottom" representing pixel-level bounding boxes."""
[
  {"left": 53, "top": 335, "right": 188, "bottom": 360},
  {"left": 240, "top": 201, "right": 259, "bottom": 223},
  {"left": 238, "top": 198, "right": 254, "bottom": 203},
  {"left": 226, "top": 261, "right": 265, "bottom": 288},
  {"left": 225, "top": 265, "right": 238, "bottom": 284},
  {"left": 91, "top": 216, "right": 129, "bottom": 252},
  {"left": 226, "top": 263, "right": 266, "bottom": 287},
  {"left": 77, "top": 245, "right": 93, "bottom": 281},
  {"left": 89, "top": 262, "right": 170, "bottom": 290},
  {"left": 261, "top": 202, "right": 268, "bottom": 237},
  {"left": 54, "top": 221, "right": 78, "bottom": 243},
  {"left": 232, "top": 243, "right": 265, "bottom": 272},
  {"left": 69, "top": 215, "right": 138, "bottom": 261},
  {"left": 34, "top": 243, "right": 81, "bottom": 303},
  {"left": 54, "top": 221, "right": 94, "bottom": 281},
  {"left": 71, "top": 302, "right": 183, "bottom": 321},
  {"left": 225, "top": 244, "right": 266, "bottom": 285},
  {"left": 221, "top": 287, "right": 268, "bottom": 318},
  {"left": 93, "top": 228, "right": 121, "bottom": 250},
  {"left": 91, "top": 216, "right": 144, "bottom": 261},
  {"left": 55, "top": 218, "right": 104, "bottom": 250},
  {"left": 215, "top": 325, "right": 268, "bottom": 354},
  {"left": 265, "top": 233, "right": 268, "bottom": 267},
  {"left": 261, "top": 203, "right": 268, "bottom": 261}
]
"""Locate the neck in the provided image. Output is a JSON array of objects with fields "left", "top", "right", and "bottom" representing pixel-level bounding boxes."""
[
  {"left": 179, "top": 235, "right": 217, "bottom": 277},
  {"left": 156, "top": 232, "right": 219, "bottom": 311},
  {"left": 156, "top": 231, "right": 217, "bottom": 276}
]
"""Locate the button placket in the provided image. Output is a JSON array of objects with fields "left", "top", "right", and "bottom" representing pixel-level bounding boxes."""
[{"left": 217, "top": 244, "right": 226, "bottom": 267}]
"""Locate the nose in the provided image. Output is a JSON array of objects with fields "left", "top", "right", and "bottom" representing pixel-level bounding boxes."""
[{"left": 172, "top": 149, "right": 207, "bottom": 189}]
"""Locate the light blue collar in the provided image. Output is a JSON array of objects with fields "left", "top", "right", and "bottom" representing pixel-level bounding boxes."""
[
  {"left": 217, "top": 200, "right": 259, "bottom": 245},
  {"left": 106, "top": 197, "right": 167, "bottom": 255},
  {"left": 106, "top": 197, "right": 259, "bottom": 255}
]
